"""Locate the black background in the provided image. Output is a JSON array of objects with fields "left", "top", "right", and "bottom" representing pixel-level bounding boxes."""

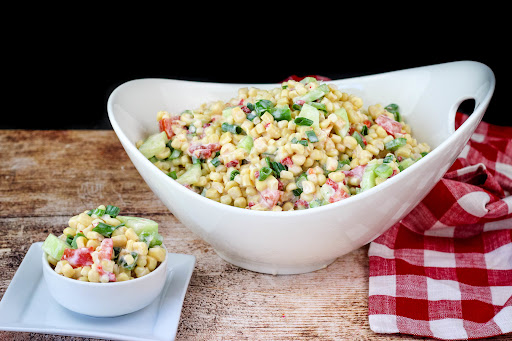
[{"left": 4, "top": 27, "right": 508, "bottom": 130}]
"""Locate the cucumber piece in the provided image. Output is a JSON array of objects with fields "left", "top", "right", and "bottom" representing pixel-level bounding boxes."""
[
  {"left": 222, "top": 107, "right": 234, "bottom": 118},
  {"left": 360, "top": 163, "right": 379, "bottom": 192},
  {"left": 176, "top": 164, "right": 202, "bottom": 185},
  {"left": 295, "top": 83, "right": 330, "bottom": 102},
  {"left": 298, "top": 103, "right": 320, "bottom": 128},
  {"left": 299, "top": 76, "right": 318, "bottom": 84},
  {"left": 116, "top": 216, "right": 159, "bottom": 235},
  {"left": 237, "top": 135, "right": 253, "bottom": 153},
  {"left": 42, "top": 233, "right": 71, "bottom": 260},
  {"left": 320, "top": 183, "right": 335, "bottom": 202},
  {"left": 333, "top": 108, "right": 350, "bottom": 137},
  {"left": 398, "top": 158, "right": 415, "bottom": 171},
  {"left": 138, "top": 131, "right": 169, "bottom": 159}
]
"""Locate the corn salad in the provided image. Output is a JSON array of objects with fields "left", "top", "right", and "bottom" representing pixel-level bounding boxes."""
[
  {"left": 137, "top": 77, "right": 431, "bottom": 211},
  {"left": 42, "top": 205, "right": 166, "bottom": 282}
]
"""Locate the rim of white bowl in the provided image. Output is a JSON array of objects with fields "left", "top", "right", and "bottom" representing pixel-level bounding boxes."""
[
  {"left": 42, "top": 244, "right": 168, "bottom": 286},
  {"left": 107, "top": 61, "right": 495, "bottom": 217}
]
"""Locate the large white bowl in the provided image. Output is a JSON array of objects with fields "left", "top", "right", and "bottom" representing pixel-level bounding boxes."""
[
  {"left": 107, "top": 61, "right": 495, "bottom": 275},
  {"left": 42, "top": 247, "right": 168, "bottom": 317}
]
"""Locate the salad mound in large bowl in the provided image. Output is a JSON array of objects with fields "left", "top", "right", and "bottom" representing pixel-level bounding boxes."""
[{"left": 108, "top": 61, "right": 495, "bottom": 274}]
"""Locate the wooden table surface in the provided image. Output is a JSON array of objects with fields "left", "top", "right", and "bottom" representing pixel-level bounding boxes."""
[{"left": 1, "top": 130, "right": 510, "bottom": 341}]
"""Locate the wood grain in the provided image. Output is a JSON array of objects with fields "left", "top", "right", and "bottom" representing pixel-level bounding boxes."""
[{"left": 0, "top": 130, "right": 510, "bottom": 341}]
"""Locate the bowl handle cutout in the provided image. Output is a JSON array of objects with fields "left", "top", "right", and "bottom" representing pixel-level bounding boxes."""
[{"left": 453, "top": 98, "right": 476, "bottom": 132}]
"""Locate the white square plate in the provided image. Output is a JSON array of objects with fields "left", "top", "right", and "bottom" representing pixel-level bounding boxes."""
[{"left": 0, "top": 242, "right": 195, "bottom": 341}]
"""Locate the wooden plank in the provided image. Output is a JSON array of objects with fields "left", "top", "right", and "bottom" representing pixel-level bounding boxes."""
[{"left": 1, "top": 130, "right": 510, "bottom": 341}]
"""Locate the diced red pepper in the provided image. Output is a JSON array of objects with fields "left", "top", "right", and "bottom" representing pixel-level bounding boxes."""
[
  {"left": 259, "top": 189, "right": 282, "bottom": 209},
  {"left": 277, "top": 179, "right": 284, "bottom": 191},
  {"left": 295, "top": 99, "right": 305, "bottom": 105},
  {"left": 363, "top": 119, "right": 372, "bottom": 128},
  {"left": 226, "top": 160, "right": 239, "bottom": 168},
  {"left": 328, "top": 189, "right": 350, "bottom": 203},
  {"left": 294, "top": 199, "right": 309, "bottom": 208},
  {"left": 375, "top": 115, "right": 402, "bottom": 136},
  {"left": 98, "top": 238, "right": 113, "bottom": 261},
  {"left": 97, "top": 264, "right": 116, "bottom": 282},
  {"left": 325, "top": 178, "right": 339, "bottom": 191},
  {"left": 342, "top": 165, "right": 366, "bottom": 180},
  {"left": 241, "top": 106, "right": 251, "bottom": 113},
  {"left": 254, "top": 170, "right": 260, "bottom": 179},
  {"left": 238, "top": 99, "right": 245, "bottom": 106},
  {"left": 62, "top": 247, "right": 94, "bottom": 268},
  {"left": 158, "top": 117, "right": 178, "bottom": 139},
  {"left": 281, "top": 157, "right": 293, "bottom": 167},
  {"left": 188, "top": 143, "right": 221, "bottom": 159}
]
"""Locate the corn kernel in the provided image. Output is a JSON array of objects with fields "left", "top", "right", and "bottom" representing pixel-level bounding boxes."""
[
  {"left": 146, "top": 256, "right": 158, "bottom": 271},
  {"left": 132, "top": 241, "right": 149, "bottom": 255},
  {"left": 134, "top": 266, "right": 150, "bottom": 278},
  {"left": 125, "top": 228, "right": 139, "bottom": 241},
  {"left": 112, "top": 234, "right": 128, "bottom": 248},
  {"left": 148, "top": 246, "right": 166, "bottom": 262}
]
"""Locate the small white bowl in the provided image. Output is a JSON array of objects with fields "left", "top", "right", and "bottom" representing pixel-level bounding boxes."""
[
  {"left": 107, "top": 61, "right": 495, "bottom": 275},
  {"left": 42, "top": 248, "right": 168, "bottom": 317}
]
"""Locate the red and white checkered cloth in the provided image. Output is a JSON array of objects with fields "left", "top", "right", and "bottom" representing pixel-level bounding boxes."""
[{"left": 368, "top": 113, "right": 512, "bottom": 340}]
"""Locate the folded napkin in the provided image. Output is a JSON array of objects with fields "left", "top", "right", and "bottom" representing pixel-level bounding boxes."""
[{"left": 368, "top": 113, "right": 512, "bottom": 340}]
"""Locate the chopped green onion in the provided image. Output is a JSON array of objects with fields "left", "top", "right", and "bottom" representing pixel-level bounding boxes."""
[
  {"left": 265, "top": 157, "right": 287, "bottom": 178},
  {"left": 385, "top": 137, "right": 407, "bottom": 151},
  {"left": 292, "top": 103, "right": 302, "bottom": 111},
  {"left": 374, "top": 163, "right": 393, "bottom": 178},
  {"left": 383, "top": 154, "right": 395, "bottom": 163},
  {"left": 361, "top": 125, "right": 368, "bottom": 136},
  {"left": 294, "top": 117, "right": 314, "bottom": 126},
  {"left": 71, "top": 232, "right": 85, "bottom": 249},
  {"left": 254, "top": 99, "right": 274, "bottom": 117},
  {"left": 88, "top": 208, "right": 105, "bottom": 217},
  {"left": 113, "top": 247, "right": 122, "bottom": 262},
  {"left": 292, "top": 188, "right": 303, "bottom": 196},
  {"left": 65, "top": 235, "right": 74, "bottom": 245},
  {"left": 291, "top": 137, "right": 308, "bottom": 146},
  {"left": 92, "top": 222, "right": 124, "bottom": 238},
  {"left": 221, "top": 123, "right": 242, "bottom": 134},
  {"left": 296, "top": 172, "right": 308, "bottom": 189},
  {"left": 246, "top": 112, "right": 257, "bottom": 121},
  {"left": 105, "top": 205, "right": 120, "bottom": 217},
  {"left": 385, "top": 103, "right": 401, "bottom": 122},
  {"left": 352, "top": 131, "right": 365, "bottom": 149},
  {"left": 420, "top": 152, "right": 428, "bottom": 157},
  {"left": 191, "top": 155, "right": 202, "bottom": 164},
  {"left": 211, "top": 157, "right": 221, "bottom": 167},
  {"left": 271, "top": 106, "right": 292, "bottom": 121},
  {"left": 338, "top": 159, "right": 351, "bottom": 168},
  {"left": 188, "top": 125, "right": 196, "bottom": 134},
  {"left": 139, "top": 231, "right": 163, "bottom": 248},
  {"left": 246, "top": 102, "right": 255, "bottom": 111},
  {"left": 308, "top": 102, "right": 327, "bottom": 112},
  {"left": 168, "top": 170, "right": 177, "bottom": 179},
  {"left": 258, "top": 167, "right": 272, "bottom": 181},
  {"left": 118, "top": 252, "right": 139, "bottom": 270},
  {"left": 230, "top": 170, "right": 240, "bottom": 181},
  {"left": 306, "top": 130, "right": 318, "bottom": 143}
]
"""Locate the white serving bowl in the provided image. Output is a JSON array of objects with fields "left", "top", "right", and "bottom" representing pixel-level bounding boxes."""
[
  {"left": 107, "top": 61, "right": 495, "bottom": 275},
  {"left": 42, "top": 247, "right": 168, "bottom": 317}
]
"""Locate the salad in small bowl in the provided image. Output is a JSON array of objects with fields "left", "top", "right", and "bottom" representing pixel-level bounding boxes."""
[{"left": 41, "top": 205, "right": 168, "bottom": 317}]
